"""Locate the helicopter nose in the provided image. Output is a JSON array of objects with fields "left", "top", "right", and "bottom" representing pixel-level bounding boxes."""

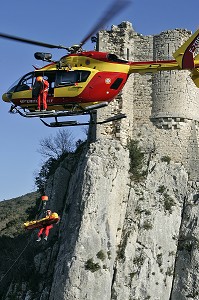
[{"left": 2, "top": 92, "right": 12, "bottom": 102}]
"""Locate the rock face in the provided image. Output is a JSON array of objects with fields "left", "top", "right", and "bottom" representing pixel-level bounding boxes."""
[
  {"left": 48, "top": 140, "right": 129, "bottom": 300},
  {"left": 45, "top": 140, "right": 189, "bottom": 300},
  {"left": 3, "top": 23, "right": 199, "bottom": 299},
  {"left": 4, "top": 138, "right": 199, "bottom": 300}
]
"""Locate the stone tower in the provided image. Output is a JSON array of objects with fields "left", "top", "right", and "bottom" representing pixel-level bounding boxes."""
[{"left": 96, "top": 22, "right": 199, "bottom": 182}]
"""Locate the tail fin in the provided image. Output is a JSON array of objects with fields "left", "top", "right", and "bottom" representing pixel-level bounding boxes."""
[{"left": 173, "top": 29, "right": 199, "bottom": 69}]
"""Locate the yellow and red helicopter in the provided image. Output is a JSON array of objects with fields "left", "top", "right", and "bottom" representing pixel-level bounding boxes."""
[{"left": 1, "top": 0, "right": 199, "bottom": 127}]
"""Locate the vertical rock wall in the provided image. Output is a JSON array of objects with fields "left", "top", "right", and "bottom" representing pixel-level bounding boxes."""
[
  {"left": 49, "top": 140, "right": 130, "bottom": 300},
  {"left": 46, "top": 140, "right": 192, "bottom": 300}
]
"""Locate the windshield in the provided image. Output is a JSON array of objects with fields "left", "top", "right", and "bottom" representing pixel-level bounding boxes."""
[
  {"left": 6, "top": 70, "right": 91, "bottom": 95},
  {"left": 7, "top": 72, "right": 34, "bottom": 93},
  {"left": 7, "top": 76, "right": 24, "bottom": 93}
]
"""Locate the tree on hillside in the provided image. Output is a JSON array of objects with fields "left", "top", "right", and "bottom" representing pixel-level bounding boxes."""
[
  {"left": 35, "top": 129, "right": 75, "bottom": 193},
  {"left": 34, "top": 128, "right": 88, "bottom": 193},
  {"left": 38, "top": 129, "right": 75, "bottom": 160}
]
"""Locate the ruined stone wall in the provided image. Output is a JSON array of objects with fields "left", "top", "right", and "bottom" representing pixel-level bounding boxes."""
[
  {"left": 96, "top": 22, "right": 199, "bottom": 181},
  {"left": 152, "top": 29, "right": 199, "bottom": 121}
]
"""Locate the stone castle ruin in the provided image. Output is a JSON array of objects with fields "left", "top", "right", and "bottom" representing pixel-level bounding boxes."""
[{"left": 96, "top": 21, "right": 199, "bottom": 183}]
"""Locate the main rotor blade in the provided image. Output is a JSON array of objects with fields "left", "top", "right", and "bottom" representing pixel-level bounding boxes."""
[
  {"left": 80, "top": 0, "right": 131, "bottom": 47},
  {"left": 0, "top": 33, "right": 69, "bottom": 50}
]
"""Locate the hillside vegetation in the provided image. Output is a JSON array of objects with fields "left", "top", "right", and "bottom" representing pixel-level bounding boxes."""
[
  {"left": 0, "top": 192, "right": 40, "bottom": 237},
  {"left": 0, "top": 191, "right": 41, "bottom": 298}
]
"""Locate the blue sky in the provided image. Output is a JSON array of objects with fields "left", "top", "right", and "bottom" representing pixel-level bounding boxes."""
[{"left": 0, "top": 0, "right": 198, "bottom": 200}]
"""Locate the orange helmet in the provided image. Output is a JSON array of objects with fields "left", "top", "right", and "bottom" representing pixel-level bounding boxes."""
[{"left": 36, "top": 76, "right": 43, "bottom": 82}]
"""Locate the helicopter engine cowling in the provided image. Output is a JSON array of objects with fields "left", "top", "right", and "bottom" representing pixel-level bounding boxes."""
[{"left": 34, "top": 52, "right": 52, "bottom": 61}]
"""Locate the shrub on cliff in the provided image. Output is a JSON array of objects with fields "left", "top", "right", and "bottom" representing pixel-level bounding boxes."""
[{"left": 127, "top": 139, "right": 145, "bottom": 181}]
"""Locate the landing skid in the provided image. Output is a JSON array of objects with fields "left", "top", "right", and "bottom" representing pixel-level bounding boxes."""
[
  {"left": 14, "top": 102, "right": 109, "bottom": 119},
  {"left": 12, "top": 104, "right": 126, "bottom": 127},
  {"left": 40, "top": 113, "right": 127, "bottom": 127},
  {"left": 16, "top": 108, "right": 90, "bottom": 119}
]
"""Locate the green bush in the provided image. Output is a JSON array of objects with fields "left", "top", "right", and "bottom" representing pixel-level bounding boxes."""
[
  {"left": 163, "top": 193, "right": 175, "bottom": 214},
  {"left": 34, "top": 155, "right": 68, "bottom": 193},
  {"left": 157, "top": 185, "right": 166, "bottom": 194},
  {"left": 85, "top": 258, "right": 100, "bottom": 272},
  {"left": 142, "top": 220, "right": 153, "bottom": 230},
  {"left": 161, "top": 156, "right": 171, "bottom": 164},
  {"left": 127, "top": 140, "right": 145, "bottom": 181},
  {"left": 133, "top": 254, "right": 145, "bottom": 266},
  {"left": 156, "top": 253, "right": 163, "bottom": 267},
  {"left": 96, "top": 250, "right": 106, "bottom": 261}
]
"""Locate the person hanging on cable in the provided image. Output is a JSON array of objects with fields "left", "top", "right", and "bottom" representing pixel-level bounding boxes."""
[
  {"left": 34, "top": 76, "right": 49, "bottom": 111},
  {"left": 36, "top": 209, "right": 59, "bottom": 242}
]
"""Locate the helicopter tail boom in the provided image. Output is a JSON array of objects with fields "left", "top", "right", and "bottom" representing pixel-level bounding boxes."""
[
  {"left": 128, "top": 29, "right": 199, "bottom": 76},
  {"left": 128, "top": 60, "right": 180, "bottom": 75}
]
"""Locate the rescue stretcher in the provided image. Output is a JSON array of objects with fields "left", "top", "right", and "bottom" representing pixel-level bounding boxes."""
[{"left": 24, "top": 212, "right": 59, "bottom": 230}]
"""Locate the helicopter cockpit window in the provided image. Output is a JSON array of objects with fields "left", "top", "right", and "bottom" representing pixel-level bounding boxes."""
[
  {"left": 15, "top": 73, "right": 34, "bottom": 92},
  {"left": 6, "top": 76, "right": 24, "bottom": 93},
  {"left": 78, "top": 71, "right": 90, "bottom": 82},
  {"left": 55, "top": 70, "right": 90, "bottom": 87}
]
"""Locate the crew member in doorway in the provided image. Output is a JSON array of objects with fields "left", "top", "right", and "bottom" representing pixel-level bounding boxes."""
[
  {"left": 35, "top": 76, "right": 49, "bottom": 111},
  {"left": 36, "top": 210, "right": 54, "bottom": 242}
]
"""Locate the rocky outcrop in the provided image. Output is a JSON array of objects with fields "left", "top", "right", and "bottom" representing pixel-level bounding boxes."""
[
  {"left": 49, "top": 140, "right": 130, "bottom": 300},
  {"left": 47, "top": 140, "right": 199, "bottom": 300},
  {"left": 2, "top": 137, "right": 199, "bottom": 300}
]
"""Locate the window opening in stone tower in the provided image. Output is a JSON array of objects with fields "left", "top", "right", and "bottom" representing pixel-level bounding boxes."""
[{"left": 127, "top": 48, "right": 130, "bottom": 60}]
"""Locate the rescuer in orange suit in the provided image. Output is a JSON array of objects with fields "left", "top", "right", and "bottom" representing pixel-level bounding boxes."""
[
  {"left": 36, "top": 210, "right": 54, "bottom": 242},
  {"left": 36, "top": 76, "right": 49, "bottom": 111}
]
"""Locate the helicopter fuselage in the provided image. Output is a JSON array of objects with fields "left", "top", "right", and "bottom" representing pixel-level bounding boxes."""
[
  {"left": 2, "top": 51, "right": 131, "bottom": 112},
  {"left": 4, "top": 47, "right": 199, "bottom": 114},
  {"left": 3, "top": 0, "right": 199, "bottom": 126}
]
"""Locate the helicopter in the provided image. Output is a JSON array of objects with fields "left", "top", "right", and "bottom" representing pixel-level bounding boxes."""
[{"left": 1, "top": 1, "right": 199, "bottom": 127}]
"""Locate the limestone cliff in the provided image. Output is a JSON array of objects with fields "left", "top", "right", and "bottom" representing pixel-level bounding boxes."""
[
  {"left": 39, "top": 140, "right": 199, "bottom": 300},
  {"left": 2, "top": 137, "right": 199, "bottom": 300}
]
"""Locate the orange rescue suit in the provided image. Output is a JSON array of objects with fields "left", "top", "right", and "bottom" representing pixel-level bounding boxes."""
[{"left": 37, "top": 79, "right": 49, "bottom": 110}]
